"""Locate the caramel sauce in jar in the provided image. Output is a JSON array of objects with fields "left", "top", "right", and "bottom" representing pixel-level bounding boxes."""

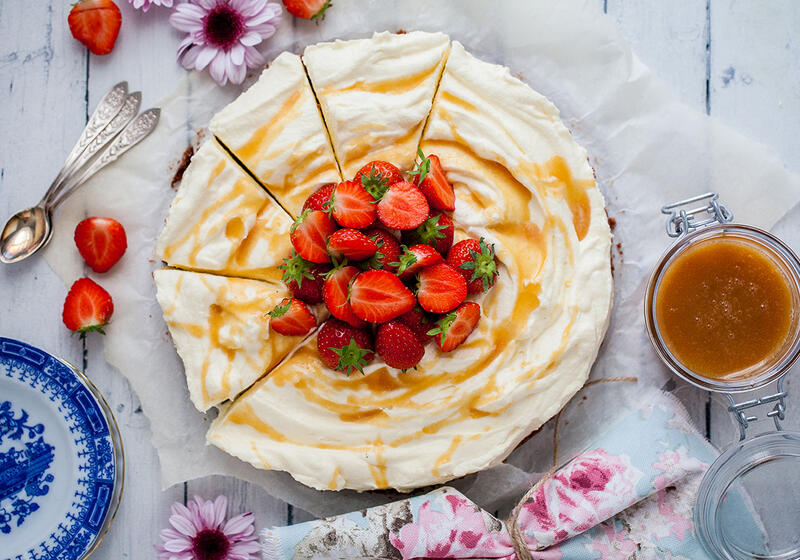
[{"left": 647, "top": 225, "right": 800, "bottom": 388}]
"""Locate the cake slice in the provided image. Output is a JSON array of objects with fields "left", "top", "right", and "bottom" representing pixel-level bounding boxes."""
[
  {"left": 154, "top": 269, "right": 307, "bottom": 411},
  {"left": 303, "top": 31, "right": 450, "bottom": 177},
  {"left": 210, "top": 52, "right": 341, "bottom": 217},
  {"left": 156, "top": 139, "right": 294, "bottom": 283}
]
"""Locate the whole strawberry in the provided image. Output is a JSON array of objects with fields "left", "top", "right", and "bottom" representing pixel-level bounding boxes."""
[
  {"left": 302, "top": 183, "right": 336, "bottom": 212},
  {"left": 355, "top": 161, "right": 403, "bottom": 200},
  {"left": 268, "top": 298, "right": 317, "bottom": 336},
  {"left": 278, "top": 252, "right": 330, "bottom": 304},
  {"left": 317, "top": 318, "right": 374, "bottom": 375},
  {"left": 62, "top": 278, "right": 114, "bottom": 337},
  {"left": 363, "top": 227, "right": 401, "bottom": 273},
  {"left": 446, "top": 237, "right": 499, "bottom": 294},
  {"left": 74, "top": 217, "right": 127, "bottom": 273},
  {"left": 399, "top": 306, "right": 435, "bottom": 345},
  {"left": 403, "top": 211, "right": 454, "bottom": 255},
  {"left": 68, "top": 0, "right": 122, "bottom": 56},
  {"left": 376, "top": 320, "right": 425, "bottom": 371},
  {"left": 283, "top": 0, "right": 331, "bottom": 21}
]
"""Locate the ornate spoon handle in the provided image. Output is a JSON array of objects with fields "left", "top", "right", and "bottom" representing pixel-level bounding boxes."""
[
  {"left": 45, "top": 92, "right": 141, "bottom": 206},
  {"left": 50, "top": 108, "right": 161, "bottom": 210},
  {"left": 47, "top": 82, "right": 129, "bottom": 193}
]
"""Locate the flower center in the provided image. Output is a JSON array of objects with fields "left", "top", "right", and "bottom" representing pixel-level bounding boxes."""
[
  {"left": 203, "top": 2, "right": 244, "bottom": 50},
  {"left": 191, "top": 528, "right": 231, "bottom": 560}
]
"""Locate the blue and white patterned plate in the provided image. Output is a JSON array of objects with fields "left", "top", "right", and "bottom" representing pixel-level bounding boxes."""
[{"left": 0, "top": 338, "right": 124, "bottom": 560}]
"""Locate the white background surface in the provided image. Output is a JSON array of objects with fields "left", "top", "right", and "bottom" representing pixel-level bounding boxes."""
[{"left": 2, "top": 0, "right": 800, "bottom": 556}]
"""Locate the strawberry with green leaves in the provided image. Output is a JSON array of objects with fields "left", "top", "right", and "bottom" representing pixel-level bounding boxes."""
[
  {"left": 317, "top": 318, "right": 374, "bottom": 375},
  {"left": 350, "top": 270, "right": 416, "bottom": 323},
  {"left": 417, "top": 263, "right": 467, "bottom": 313},
  {"left": 376, "top": 181, "right": 429, "bottom": 230},
  {"left": 283, "top": 0, "right": 332, "bottom": 21},
  {"left": 268, "top": 298, "right": 317, "bottom": 336},
  {"left": 428, "top": 302, "right": 481, "bottom": 352},
  {"left": 62, "top": 278, "right": 114, "bottom": 337},
  {"left": 410, "top": 149, "right": 456, "bottom": 211},
  {"left": 278, "top": 252, "right": 330, "bottom": 304},
  {"left": 363, "top": 228, "right": 401, "bottom": 273},
  {"left": 327, "top": 180, "right": 376, "bottom": 229},
  {"left": 355, "top": 161, "right": 403, "bottom": 200},
  {"left": 393, "top": 244, "right": 444, "bottom": 280},
  {"left": 290, "top": 209, "right": 338, "bottom": 263},
  {"left": 399, "top": 306, "right": 435, "bottom": 345},
  {"left": 302, "top": 183, "right": 336, "bottom": 212},
  {"left": 403, "top": 211, "right": 454, "bottom": 255},
  {"left": 446, "top": 237, "right": 499, "bottom": 294},
  {"left": 376, "top": 320, "right": 425, "bottom": 370},
  {"left": 322, "top": 260, "right": 365, "bottom": 328}
]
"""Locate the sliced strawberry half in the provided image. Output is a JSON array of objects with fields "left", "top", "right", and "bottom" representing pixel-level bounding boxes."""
[
  {"left": 403, "top": 211, "right": 454, "bottom": 255},
  {"left": 376, "top": 181, "right": 430, "bottom": 230},
  {"left": 355, "top": 161, "right": 403, "bottom": 200},
  {"left": 302, "top": 183, "right": 336, "bottom": 212},
  {"left": 317, "top": 318, "right": 374, "bottom": 375},
  {"left": 446, "top": 237, "right": 499, "bottom": 294},
  {"left": 411, "top": 150, "right": 456, "bottom": 211},
  {"left": 68, "top": 0, "right": 122, "bottom": 56},
  {"left": 283, "top": 0, "right": 332, "bottom": 20},
  {"left": 363, "top": 228, "right": 401, "bottom": 273},
  {"left": 328, "top": 180, "right": 376, "bottom": 229},
  {"left": 322, "top": 262, "right": 365, "bottom": 328},
  {"left": 417, "top": 263, "right": 467, "bottom": 313},
  {"left": 290, "top": 209, "right": 337, "bottom": 263},
  {"left": 393, "top": 244, "right": 444, "bottom": 280},
  {"left": 327, "top": 228, "right": 378, "bottom": 261},
  {"left": 376, "top": 320, "right": 425, "bottom": 370},
  {"left": 268, "top": 297, "right": 317, "bottom": 336},
  {"left": 62, "top": 278, "right": 114, "bottom": 337},
  {"left": 350, "top": 270, "right": 416, "bottom": 323},
  {"left": 278, "top": 251, "right": 330, "bottom": 304},
  {"left": 428, "top": 302, "right": 481, "bottom": 352},
  {"left": 74, "top": 217, "right": 127, "bottom": 273}
]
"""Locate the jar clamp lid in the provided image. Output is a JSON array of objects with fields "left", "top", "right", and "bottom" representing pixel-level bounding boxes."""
[{"left": 645, "top": 193, "right": 800, "bottom": 559}]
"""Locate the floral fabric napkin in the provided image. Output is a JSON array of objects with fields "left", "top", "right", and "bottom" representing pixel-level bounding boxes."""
[{"left": 261, "top": 390, "right": 762, "bottom": 559}]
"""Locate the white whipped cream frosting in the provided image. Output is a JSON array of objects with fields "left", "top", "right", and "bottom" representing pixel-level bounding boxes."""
[
  {"left": 154, "top": 269, "right": 304, "bottom": 411},
  {"left": 303, "top": 31, "right": 450, "bottom": 176},
  {"left": 210, "top": 52, "right": 341, "bottom": 217},
  {"left": 205, "top": 37, "right": 613, "bottom": 491}
]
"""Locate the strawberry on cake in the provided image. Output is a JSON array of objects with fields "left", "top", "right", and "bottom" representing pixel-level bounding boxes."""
[{"left": 155, "top": 31, "right": 612, "bottom": 492}]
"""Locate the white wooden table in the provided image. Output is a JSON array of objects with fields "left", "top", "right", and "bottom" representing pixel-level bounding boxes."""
[{"left": 2, "top": 1, "right": 800, "bottom": 556}]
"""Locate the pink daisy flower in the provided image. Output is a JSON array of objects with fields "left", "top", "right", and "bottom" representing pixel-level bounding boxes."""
[
  {"left": 169, "top": 0, "right": 282, "bottom": 85},
  {"left": 156, "top": 495, "right": 260, "bottom": 560},
  {"left": 129, "top": 0, "right": 174, "bottom": 11}
]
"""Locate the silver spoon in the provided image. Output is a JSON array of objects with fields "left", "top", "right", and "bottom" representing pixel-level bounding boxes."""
[{"left": 0, "top": 85, "right": 160, "bottom": 264}]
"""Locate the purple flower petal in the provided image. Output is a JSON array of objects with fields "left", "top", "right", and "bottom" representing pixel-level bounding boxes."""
[
  {"left": 209, "top": 51, "right": 229, "bottom": 85},
  {"left": 212, "top": 495, "right": 228, "bottom": 528},
  {"left": 223, "top": 512, "right": 255, "bottom": 537},
  {"left": 197, "top": 0, "right": 218, "bottom": 9},
  {"left": 243, "top": 45, "right": 266, "bottom": 68},
  {"left": 195, "top": 45, "right": 219, "bottom": 71},
  {"left": 168, "top": 514, "right": 197, "bottom": 538}
]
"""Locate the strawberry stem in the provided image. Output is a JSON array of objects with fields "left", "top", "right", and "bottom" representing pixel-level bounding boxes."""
[{"left": 330, "top": 337, "right": 371, "bottom": 375}]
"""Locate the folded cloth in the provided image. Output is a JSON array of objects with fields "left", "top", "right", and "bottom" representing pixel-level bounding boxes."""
[{"left": 261, "top": 390, "right": 758, "bottom": 559}]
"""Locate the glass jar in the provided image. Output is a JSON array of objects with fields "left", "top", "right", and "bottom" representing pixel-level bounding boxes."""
[{"left": 645, "top": 193, "right": 800, "bottom": 559}]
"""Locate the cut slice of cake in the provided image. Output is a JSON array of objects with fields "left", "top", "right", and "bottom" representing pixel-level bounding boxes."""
[
  {"left": 210, "top": 52, "right": 341, "bottom": 217},
  {"left": 303, "top": 31, "right": 450, "bottom": 177},
  {"left": 154, "top": 269, "right": 308, "bottom": 411}
]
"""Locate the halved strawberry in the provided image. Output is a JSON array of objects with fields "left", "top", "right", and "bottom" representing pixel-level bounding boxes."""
[
  {"left": 68, "top": 0, "right": 122, "bottom": 56},
  {"left": 350, "top": 270, "right": 416, "bottom": 323},
  {"left": 393, "top": 244, "right": 444, "bottom": 280},
  {"left": 278, "top": 252, "right": 330, "bottom": 304},
  {"left": 403, "top": 211, "right": 454, "bottom": 255},
  {"left": 290, "top": 209, "right": 337, "bottom": 263},
  {"left": 376, "top": 320, "right": 425, "bottom": 370},
  {"left": 322, "top": 262, "right": 365, "bottom": 328},
  {"left": 410, "top": 150, "right": 455, "bottom": 211},
  {"left": 363, "top": 227, "right": 401, "bottom": 273},
  {"left": 302, "top": 183, "right": 336, "bottom": 212},
  {"left": 283, "top": 0, "right": 332, "bottom": 21},
  {"left": 399, "top": 306, "right": 435, "bottom": 345},
  {"left": 428, "top": 302, "right": 481, "bottom": 352},
  {"left": 355, "top": 161, "right": 403, "bottom": 200},
  {"left": 446, "top": 237, "right": 499, "bottom": 294},
  {"left": 74, "top": 217, "right": 127, "bottom": 273},
  {"left": 268, "top": 298, "right": 317, "bottom": 336},
  {"left": 317, "top": 318, "right": 374, "bottom": 375},
  {"left": 376, "top": 181, "right": 430, "bottom": 230},
  {"left": 62, "top": 278, "right": 114, "bottom": 337},
  {"left": 326, "top": 180, "right": 376, "bottom": 229},
  {"left": 417, "top": 263, "right": 467, "bottom": 313},
  {"left": 327, "top": 228, "right": 378, "bottom": 261}
]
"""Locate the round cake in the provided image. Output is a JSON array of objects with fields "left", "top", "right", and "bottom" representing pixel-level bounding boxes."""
[{"left": 154, "top": 31, "right": 613, "bottom": 492}]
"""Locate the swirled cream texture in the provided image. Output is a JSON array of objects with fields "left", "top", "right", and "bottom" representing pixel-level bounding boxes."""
[{"left": 203, "top": 38, "right": 612, "bottom": 491}]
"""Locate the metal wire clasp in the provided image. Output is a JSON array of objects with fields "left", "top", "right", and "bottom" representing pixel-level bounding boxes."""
[
  {"left": 727, "top": 377, "right": 788, "bottom": 441},
  {"left": 662, "top": 192, "right": 734, "bottom": 238}
]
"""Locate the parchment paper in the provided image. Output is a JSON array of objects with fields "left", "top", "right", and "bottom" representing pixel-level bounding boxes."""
[{"left": 44, "top": 0, "right": 800, "bottom": 518}]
